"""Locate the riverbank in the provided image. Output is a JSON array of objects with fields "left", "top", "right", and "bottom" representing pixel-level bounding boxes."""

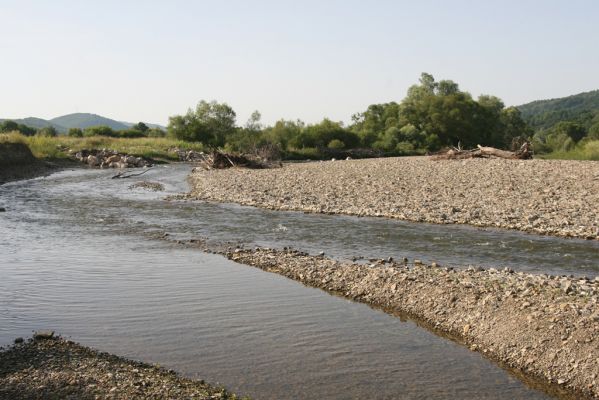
[
  {"left": 0, "top": 142, "right": 71, "bottom": 185},
  {"left": 189, "top": 157, "right": 599, "bottom": 240},
  {"left": 0, "top": 335, "right": 244, "bottom": 399},
  {"left": 224, "top": 247, "right": 598, "bottom": 399}
]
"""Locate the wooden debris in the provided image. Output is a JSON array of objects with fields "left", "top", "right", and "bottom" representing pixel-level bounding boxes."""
[
  {"left": 198, "top": 150, "right": 277, "bottom": 170},
  {"left": 431, "top": 142, "right": 532, "bottom": 160}
]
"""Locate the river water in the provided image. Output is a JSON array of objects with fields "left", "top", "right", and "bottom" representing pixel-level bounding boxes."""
[{"left": 1, "top": 164, "right": 597, "bottom": 399}]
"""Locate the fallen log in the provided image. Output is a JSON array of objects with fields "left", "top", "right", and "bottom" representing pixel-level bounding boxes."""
[{"left": 432, "top": 142, "right": 532, "bottom": 160}]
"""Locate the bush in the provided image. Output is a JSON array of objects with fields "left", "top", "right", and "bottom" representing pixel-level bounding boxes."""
[
  {"left": 83, "top": 126, "right": 116, "bottom": 137},
  {"left": 327, "top": 139, "right": 345, "bottom": 149},
  {"left": 582, "top": 140, "right": 599, "bottom": 160},
  {"left": 36, "top": 126, "right": 58, "bottom": 137},
  {"left": 68, "top": 128, "right": 83, "bottom": 137},
  {"left": 395, "top": 141, "right": 415, "bottom": 155}
]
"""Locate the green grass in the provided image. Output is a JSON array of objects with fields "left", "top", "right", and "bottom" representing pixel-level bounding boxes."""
[
  {"left": 540, "top": 140, "right": 599, "bottom": 161},
  {"left": 0, "top": 132, "right": 205, "bottom": 161}
]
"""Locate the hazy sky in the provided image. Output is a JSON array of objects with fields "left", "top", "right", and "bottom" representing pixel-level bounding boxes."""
[{"left": 2, "top": 0, "right": 598, "bottom": 125}]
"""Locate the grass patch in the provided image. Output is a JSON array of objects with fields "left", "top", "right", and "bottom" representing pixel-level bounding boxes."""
[
  {"left": 0, "top": 132, "right": 205, "bottom": 161},
  {"left": 540, "top": 140, "right": 599, "bottom": 161}
]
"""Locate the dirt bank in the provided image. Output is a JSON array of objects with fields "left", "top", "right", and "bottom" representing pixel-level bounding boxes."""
[
  {"left": 0, "top": 142, "right": 68, "bottom": 184},
  {"left": 225, "top": 247, "right": 598, "bottom": 399},
  {"left": 189, "top": 157, "right": 599, "bottom": 240},
  {"left": 0, "top": 335, "right": 244, "bottom": 399}
]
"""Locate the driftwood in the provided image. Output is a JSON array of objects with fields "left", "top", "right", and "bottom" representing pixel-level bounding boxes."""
[
  {"left": 198, "top": 150, "right": 276, "bottom": 170},
  {"left": 112, "top": 168, "right": 153, "bottom": 179},
  {"left": 432, "top": 142, "right": 532, "bottom": 160}
]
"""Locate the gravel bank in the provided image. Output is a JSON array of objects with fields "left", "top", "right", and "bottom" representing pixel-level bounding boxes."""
[
  {"left": 226, "top": 247, "right": 599, "bottom": 399},
  {"left": 0, "top": 335, "right": 244, "bottom": 400},
  {"left": 189, "top": 157, "right": 599, "bottom": 240}
]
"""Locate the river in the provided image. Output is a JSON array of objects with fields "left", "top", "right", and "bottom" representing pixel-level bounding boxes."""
[{"left": 1, "top": 164, "right": 597, "bottom": 399}]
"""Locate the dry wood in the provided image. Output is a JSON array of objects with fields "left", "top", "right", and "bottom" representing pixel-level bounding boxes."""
[{"left": 431, "top": 142, "right": 532, "bottom": 160}]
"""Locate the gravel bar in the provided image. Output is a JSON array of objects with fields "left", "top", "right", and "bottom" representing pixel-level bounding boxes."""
[
  {"left": 0, "top": 336, "right": 245, "bottom": 400},
  {"left": 226, "top": 247, "right": 599, "bottom": 399},
  {"left": 189, "top": 157, "right": 599, "bottom": 240}
]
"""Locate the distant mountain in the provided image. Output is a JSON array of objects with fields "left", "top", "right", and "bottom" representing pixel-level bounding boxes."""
[
  {"left": 50, "top": 113, "right": 130, "bottom": 131},
  {"left": 517, "top": 90, "right": 599, "bottom": 130},
  {"left": 1, "top": 113, "right": 165, "bottom": 134}
]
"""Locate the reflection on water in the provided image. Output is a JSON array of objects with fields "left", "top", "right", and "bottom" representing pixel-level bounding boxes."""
[{"left": 0, "top": 164, "right": 596, "bottom": 399}]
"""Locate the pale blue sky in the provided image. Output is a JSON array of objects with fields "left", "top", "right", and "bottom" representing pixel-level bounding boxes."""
[{"left": 1, "top": 0, "right": 598, "bottom": 125}]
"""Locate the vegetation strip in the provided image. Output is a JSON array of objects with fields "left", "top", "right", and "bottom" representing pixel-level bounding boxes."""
[
  {"left": 190, "top": 156, "right": 599, "bottom": 240},
  {"left": 225, "top": 247, "right": 599, "bottom": 399},
  {"left": 0, "top": 335, "right": 245, "bottom": 400}
]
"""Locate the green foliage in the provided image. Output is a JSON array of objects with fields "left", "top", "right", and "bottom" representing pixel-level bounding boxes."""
[
  {"left": 83, "top": 125, "right": 116, "bottom": 137},
  {"left": 167, "top": 100, "right": 236, "bottom": 145},
  {"left": 518, "top": 90, "right": 599, "bottom": 130},
  {"left": 552, "top": 121, "right": 587, "bottom": 142},
  {"left": 133, "top": 122, "right": 149, "bottom": 132},
  {"left": 68, "top": 128, "right": 83, "bottom": 137},
  {"left": 397, "top": 73, "right": 528, "bottom": 149},
  {"left": 147, "top": 128, "right": 166, "bottom": 137},
  {"left": 327, "top": 139, "right": 345, "bottom": 149},
  {"left": 0, "top": 120, "right": 37, "bottom": 136},
  {"left": 36, "top": 126, "right": 58, "bottom": 137}
]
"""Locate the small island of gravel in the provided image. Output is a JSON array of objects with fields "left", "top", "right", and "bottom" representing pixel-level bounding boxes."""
[
  {"left": 190, "top": 156, "right": 599, "bottom": 240},
  {"left": 0, "top": 335, "right": 244, "bottom": 400}
]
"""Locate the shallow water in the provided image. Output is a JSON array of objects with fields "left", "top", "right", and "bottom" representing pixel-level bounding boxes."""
[{"left": 1, "top": 164, "right": 597, "bottom": 399}]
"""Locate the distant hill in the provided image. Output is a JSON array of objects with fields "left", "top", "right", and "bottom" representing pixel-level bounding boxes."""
[
  {"left": 517, "top": 90, "right": 599, "bottom": 130},
  {"left": 50, "top": 113, "right": 130, "bottom": 131},
  {"left": 1, "top": 113, "right": 165, "bottom": 134}
]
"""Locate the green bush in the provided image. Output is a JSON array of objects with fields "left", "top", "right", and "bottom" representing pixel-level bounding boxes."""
[
  {"left": 327, "top": 139, "right": 345, "bottom": 149},
  {"left": 68, "top": 128, "right": 83, "bottom": 137}
]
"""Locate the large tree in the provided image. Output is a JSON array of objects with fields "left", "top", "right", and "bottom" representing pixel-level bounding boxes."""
[{"left": 168, "top": 100, "right": 237, "bottom": 146}]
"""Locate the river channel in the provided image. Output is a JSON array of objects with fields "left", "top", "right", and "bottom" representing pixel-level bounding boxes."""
[{"left": 1, "top": 164, "right": 597, "bottom": 399}]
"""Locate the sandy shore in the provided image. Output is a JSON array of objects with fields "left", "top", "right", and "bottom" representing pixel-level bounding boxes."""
[
  {"left": 189, "top": 157, "right": 599, "bottom": 240},
  {"left": 225, "top": 247, "right": 599, "bottom": 399},
  {"left": 0, "top": 335, "right": 243, "bottom": 400}
]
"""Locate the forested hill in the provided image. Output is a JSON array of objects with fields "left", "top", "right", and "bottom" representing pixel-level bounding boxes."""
[
  {"left": 50, "top": 113, "right": 130, "bottom": 131},
  {"left": 517, "top": 90, "right": 599, "bottom": 130}
]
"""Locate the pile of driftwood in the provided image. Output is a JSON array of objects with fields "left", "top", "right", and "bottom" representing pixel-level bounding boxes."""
[
  {"left": 431, "top": 142, "right": 533, "bottom": 160},
  {"left": 197, "top": 150, "right": 278, "bottom": 170}
]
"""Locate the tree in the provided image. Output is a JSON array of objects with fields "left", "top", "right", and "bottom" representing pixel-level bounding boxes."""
[
  {"left": 68, "top": 128, "right": 83, "bottom": 137},
  {"left": 245, "top": 111, "right": 262, "bottom": 132},
  {"left": 167, "top": 100, "right": 237, "bottom": 145},
  {"left": 37, "top": 126, "right": 58, "bottom": 137},
  {"left": 0, "top": 120, "right": 18, "bottom": 133},
  {"left": 133, "top": 122, "right": 149, "bottom": 133},
  {"left": 552, "top": 121, "right": 587, "bottom": 142}
]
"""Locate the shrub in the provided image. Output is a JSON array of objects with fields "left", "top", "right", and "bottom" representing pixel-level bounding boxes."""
[
  {"left": 68, "top": 128, "right": 83, "bottom": 137},
  {"left": 327, "top": 139, "right": 345, "bottom": 149}
]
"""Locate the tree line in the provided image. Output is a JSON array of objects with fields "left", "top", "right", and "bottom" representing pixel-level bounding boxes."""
[
  {"left": 0, "top": 120, "right": 166, "bottom": 139},
  {"left": 7, "top": 73, "right": 575, "bottom": 159},
  {"left": 166, "top": 73, "right": 532, "bottom": 159}
]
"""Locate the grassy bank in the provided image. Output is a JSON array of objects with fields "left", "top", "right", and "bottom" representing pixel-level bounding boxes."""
[
  {"left": 539, "top": 140, "right": 599, "bottom": 161},
  {"left": 0, "top": 132, "right": 205, "bottom": 162}
]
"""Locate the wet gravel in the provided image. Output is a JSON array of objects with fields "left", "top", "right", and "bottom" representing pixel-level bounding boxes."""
[
  {"left": 190, "top": 157, "right": 599, "bottom": 240},
  {"left": 0, "top": 335, "right": 245, "bottom": 400}
]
